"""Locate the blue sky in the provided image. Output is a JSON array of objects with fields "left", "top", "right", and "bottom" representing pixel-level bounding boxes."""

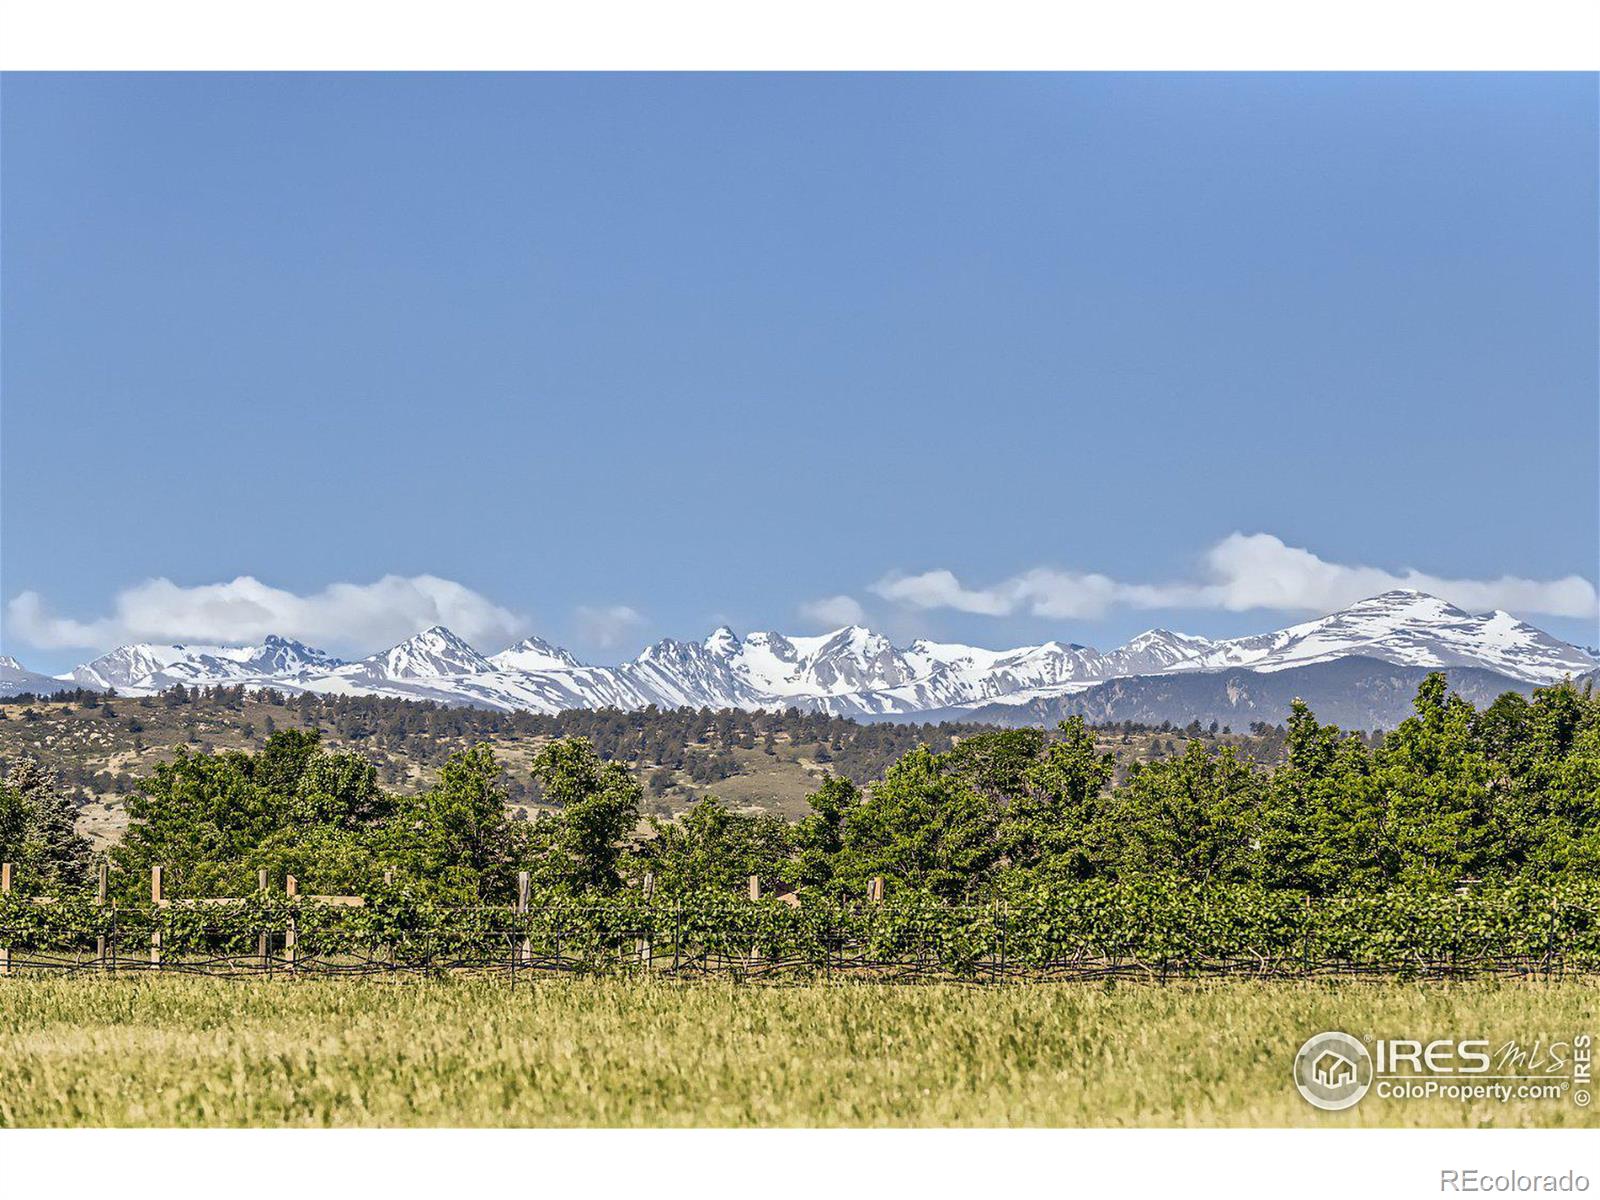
[{"left": 3, "top": 72, "right": 1596, "bottom": 671}]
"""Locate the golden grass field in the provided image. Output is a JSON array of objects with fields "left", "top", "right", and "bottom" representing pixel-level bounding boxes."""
[{"left": 1, "top": 976, "right": 1596, "bottom": 1127}]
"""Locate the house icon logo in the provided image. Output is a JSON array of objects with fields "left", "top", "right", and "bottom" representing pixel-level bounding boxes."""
[
  {"left": 1314, "top": 1050, "right": 1356, "bottom": 1088},
  {"left": 1294, "top": 1032, "right": 1373, "bottom": 1110}
]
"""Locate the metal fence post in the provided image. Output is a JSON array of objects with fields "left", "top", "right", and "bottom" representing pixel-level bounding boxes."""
[{"left": 1550, "top": 894, "right": 1560, "bottom": 980}]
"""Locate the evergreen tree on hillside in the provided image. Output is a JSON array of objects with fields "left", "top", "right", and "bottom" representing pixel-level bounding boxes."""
[
  {"left": 0, "top": 758, "right": 93, "bottom": 891},
  {"left": 1256, "top": 701, "right": 1382, "bottom": 894},
  {"left": 1374, "top": 674, "right": 1497, "bottom": 884}
]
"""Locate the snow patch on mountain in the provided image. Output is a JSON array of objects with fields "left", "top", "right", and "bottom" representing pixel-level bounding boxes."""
[
  {"left": 1168, "top": 591, "right": 1592, "bottom": 684},
  {"left": 718, "top": 626, "right": 918, "bottom": 698},
  {"left": 489, "top": 636, "right": 584, "bottom": 673},
  {"left": 1, "top": 655, "right": 82, "bottom": 698},
  {"left": 67, "top": 637, "right": 342, "bottom": 691},
  {"left": 342, "top": 626, "right": 492, "bottom": 681}
]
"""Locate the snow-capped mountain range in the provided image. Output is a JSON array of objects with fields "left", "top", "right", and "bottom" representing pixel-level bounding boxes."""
[
  {"left": 69, "top": 635, "right": 343, "bottom": 691},
  {"left": 6, "top": 591, "right": 1593, "bottom": 722}
]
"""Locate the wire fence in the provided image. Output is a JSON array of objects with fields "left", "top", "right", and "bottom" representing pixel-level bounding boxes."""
[{"left": 3, "top": 926, "right": 1593, "bottom": 983}]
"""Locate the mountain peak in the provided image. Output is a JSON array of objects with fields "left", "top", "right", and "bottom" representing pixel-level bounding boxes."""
[
  {"left": 488, "top": 635, "right": 583, "bottom": 673},
  {"left": 705, "top": 626, "right": 741, "bottom": 655},
  {"left": 816, "top": 624, "right": 886, "bottom": 651},
  {"left": 362, "top": 626, "right": 491, "bottom": 679},
  {"left": 1126, "top": 628, "right": 1182, "bottom": 644},
  {"left": 637, "top": 636, "right": 707, "bottom": 664},
  {"left": 1101, "top": 628, "right": 1211, "bottom": 675},
  {"left": 1349, "top": 589, "right": 1463, "bottom": 615},
  {"left": 237, "top": 635, "right": 342, "bottom": 675}
]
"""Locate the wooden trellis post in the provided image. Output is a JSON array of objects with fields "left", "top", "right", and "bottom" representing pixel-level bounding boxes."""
[
  {"left": 1302, "top": 894, "right": 1312, "bottom": 975},
  {"left": 516, "top": 870, "right": 532, "bottom": 970},
  {"left": 637, "top": 872, "right": 655, "bottom": 970},
  {"left": 96, "top": 861, "right": 109, "bottom": 969},
  {"left": 284, "top": 875, "right": 297, "bottom": 972},
  {"left": 746, "top": 875, "right": 760, "bottom": 970},
  {"left": 382, "top": 869, "right": 395, "bottom": 969},
  {"left": 1551, "top": 893, "right": 1562, "bottom": 979},
  {"left": 864, "top": 877, "right": 885, "bottom": 974},
  {"left": 258, "top": 868, "right": 270, "bottom": 971},
  {"left": 150, "top": 865, "right": 163, "bottom": 968},
  {"left": 672, "top": 898, "right": 681, "bottom": 972},
  {"left": 1, "top": 861, "right": 11, "bottom": 976}
]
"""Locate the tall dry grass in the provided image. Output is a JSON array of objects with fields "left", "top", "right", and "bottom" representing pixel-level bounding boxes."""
[{"left": 1, "top": 975, "right": 1595, "bottom": 1126}]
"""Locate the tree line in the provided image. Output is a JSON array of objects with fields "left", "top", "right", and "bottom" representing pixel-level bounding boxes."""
[
  {"left": 1, "top": 674, "right": 1594, "bottom": 905},
  {"left": 2, "top": 686, "right": 1039, "bottom": 800}
]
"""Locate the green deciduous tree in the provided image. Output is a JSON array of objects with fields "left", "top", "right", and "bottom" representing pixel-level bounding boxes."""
[
  {"left": 794, "top": 774, "right": 859, "bottom": 888},
  {"left": 384, "top": 745, "right": 520, "bottom": 901},
  {"left": 113, "top": 730, "right": 396, "bottom": 898},
  {"left": 523, "top": 738, "right": 641, "bottom": 894},
  {"left": 1105, "top": 741, "right": 1264, "bottom": 884},
  {"left": 999, "top": 718, "right": 1116, "bottom": 879},
  {"left": 842, "top": 745, "right": 1000, "bottom": 900},
  {"left": 633, "top": 795, "right": 794, "bottom": 895}
]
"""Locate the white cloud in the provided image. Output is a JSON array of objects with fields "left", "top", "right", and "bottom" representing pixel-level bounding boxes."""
[
  {"left": 870, "top": 566, "right": 1124, "bottom": 619},
  {"left": 871, "top": 569, "right": 1014, "bottom": 616},
  {"left": 1173, "top": 533, "right": 1599, "bottom": 617},
  {"left": 871, "top": 533, "right": 1599, "bottom": 621},
  {"left": 7, "top": 575, "right": 526, "bottom": 652},
  {"left": 574, "top": 604, "right": 647, "bottom": 649},
  {"left": 798, "top": 594, "right": 867, "bottom": 628}
]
